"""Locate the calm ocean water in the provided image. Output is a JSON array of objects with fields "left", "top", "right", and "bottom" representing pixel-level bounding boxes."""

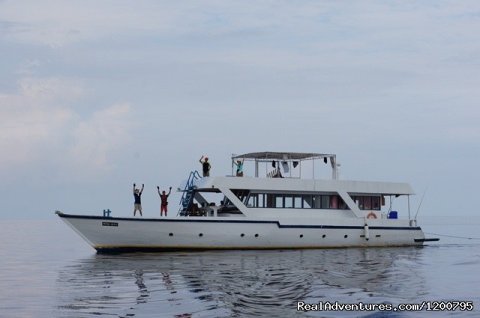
[{"left": 0, "top": 216, "right": 479, "bottom": 318}]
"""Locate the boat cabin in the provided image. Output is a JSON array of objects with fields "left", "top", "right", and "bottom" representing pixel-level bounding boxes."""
[{"left": 178, "top": 152, "right": 414, "bottom": 221}]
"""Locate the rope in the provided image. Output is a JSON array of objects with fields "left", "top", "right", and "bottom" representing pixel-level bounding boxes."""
[{"left": 425, "top": 232, "right": 480, "bottom": 240}]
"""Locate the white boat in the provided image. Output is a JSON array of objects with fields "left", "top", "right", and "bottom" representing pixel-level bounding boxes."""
[{"left": 56, "top": 151, "right": 438, "bottom": 253}]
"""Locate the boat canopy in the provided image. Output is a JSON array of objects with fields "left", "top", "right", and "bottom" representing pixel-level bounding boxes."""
[
  {"left": 232, "top": 151, "right": 338, "bottom": 179},
  {"left": 232, "top": 151, "right": 334, "bottom": 161}
]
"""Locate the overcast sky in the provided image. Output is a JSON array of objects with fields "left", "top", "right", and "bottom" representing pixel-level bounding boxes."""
[{"left": 1, "top": 1, "right": 479, "bottom": 219}]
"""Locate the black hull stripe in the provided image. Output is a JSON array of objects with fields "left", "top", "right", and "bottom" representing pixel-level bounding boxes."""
[
  {"left": 57, "top": 212, "right": 422, "bottom": 231},
  {"left": 95, "top": 245, "right": 424, "bottom": 254}
]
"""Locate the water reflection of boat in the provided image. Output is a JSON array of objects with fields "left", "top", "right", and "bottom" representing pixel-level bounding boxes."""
[
  {"left": 55, "top": 248, "right": 427, "bottom": 317},
  {"left": 57, "top": 152, "right": 437, "bottom": 252}
]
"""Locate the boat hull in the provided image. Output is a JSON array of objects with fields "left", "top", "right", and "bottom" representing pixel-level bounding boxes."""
[{"left": 57, "top": 212, "right": 425, "bottom": 253}]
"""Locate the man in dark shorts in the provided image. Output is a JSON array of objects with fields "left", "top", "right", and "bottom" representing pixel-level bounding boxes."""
[
  {"left": 133, "top": 183, "right": 144, "bottom": 216},
  {"left": 157, "top": 186, "right": 172, "bottom": 216},
  {"left": 199, "top": 155, "right": 211, "bottom": 177}
]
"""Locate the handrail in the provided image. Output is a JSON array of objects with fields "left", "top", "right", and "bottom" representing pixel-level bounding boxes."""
[{"left": 177, "top": 170, "right": 201, "bottom": 216}]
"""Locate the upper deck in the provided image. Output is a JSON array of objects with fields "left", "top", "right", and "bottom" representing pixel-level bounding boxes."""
[
  {"left": 231, "top": 151, "right": 339, "bottom": 179},
  {"left": 180, "top": 151, "right": 415, "bottom": 219},
  {"left": 191, "top": 151, "right": 414, "bottom": 196}
]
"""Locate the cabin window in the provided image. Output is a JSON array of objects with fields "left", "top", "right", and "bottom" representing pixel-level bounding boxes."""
[
  {"left": 294, "top": 196, "right": 303, "bottom": 208},
  {"left": 321, "top": 195, "right": 330, "bottom": 209},
  {"left": 246, "top": 194, "right": 258, "bottom": 207},
  {"left": 275, "top": 195, "right": 283, "bottom": 208},
  {"left": 266, "top": 194, "right": 275, "bottom": 208},
  {"left": 313, "top": 195, "right": 321, "bottom": 209},
  {"left": 248, "top": 192, "right": 349, "bottom": 210},
  {"left": 303, "top": 195, "right": 313, "bottom": 208},
  {"left": 363, "top": 196, "right": 372, "bottom": 210},
  {"left": 330, "top": 195, "right": 339, "bottom": 209},
  {"left": 284, "top": 196, "right": 294, "bottom": 208},
  {"left": 257, "top": 194, "right": 265, "bottom": 208},
  {"left": 233, "top": 189, "right": 249, "bottom": 203},
  {"left": 351, "top": 195, "right": 381, "bottom": 211}
]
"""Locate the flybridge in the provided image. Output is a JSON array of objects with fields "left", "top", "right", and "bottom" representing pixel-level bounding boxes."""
[{"left": 231, "top": 151, "right": 339, "bottom": 180}]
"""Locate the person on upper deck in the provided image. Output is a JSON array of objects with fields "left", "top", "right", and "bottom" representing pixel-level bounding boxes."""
[
  {"left": 234, "top": 158, "right": 244, "bottom": 177},
  {"left": 199, "top": 155, "right": 211, "bottom": 177},
  {"left": 133, "top": 183, "right": 144, "bottom": 216}
]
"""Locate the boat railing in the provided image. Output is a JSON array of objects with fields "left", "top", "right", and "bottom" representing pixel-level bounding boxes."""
[{"left": 266, "top": 168, "right": 283, "bottom": 178}]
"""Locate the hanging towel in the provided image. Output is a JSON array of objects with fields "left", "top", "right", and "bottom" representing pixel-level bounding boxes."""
[{"left": 281, "top": 161, "right": 290, "bottom": 173}]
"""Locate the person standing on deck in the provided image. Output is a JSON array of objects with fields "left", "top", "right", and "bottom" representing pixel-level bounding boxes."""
[
  {"left": 158, "top": 186, "right": 172, "bottom": 216},
  {"left": 199, "top": 155, "right": 211, "bottom": 177},
  {"left": 133, "top": 183, "right": 144, "bottom": 216},
  {"left": 234, "top": 158, "right": 244, "bottom": 177}
]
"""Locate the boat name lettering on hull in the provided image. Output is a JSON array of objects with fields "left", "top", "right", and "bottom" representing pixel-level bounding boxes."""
[{"left": 102, "top": 221, "right": 118, "bottom": 227}]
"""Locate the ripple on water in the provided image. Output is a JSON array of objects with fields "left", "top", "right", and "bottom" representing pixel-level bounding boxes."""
[{"left": 47, "top": 245, "right": 480, "bottom": 317}]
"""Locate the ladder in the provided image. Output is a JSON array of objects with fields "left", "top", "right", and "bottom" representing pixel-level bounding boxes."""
[{"left": 178, "top": 170, "right": 201, "bottom": 216}]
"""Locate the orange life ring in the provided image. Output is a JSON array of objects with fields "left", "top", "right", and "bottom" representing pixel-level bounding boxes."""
[{"left": 366, "top": 212, "right": 377, "bottom": 219}]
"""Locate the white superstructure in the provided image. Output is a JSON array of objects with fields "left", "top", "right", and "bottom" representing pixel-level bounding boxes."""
[{"left": 57, "top": 151, "right": 436, "bottom": 252}]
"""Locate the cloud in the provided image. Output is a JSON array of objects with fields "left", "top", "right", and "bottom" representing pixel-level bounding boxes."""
[
  {"left": 16, "top": 59, "right": 41, "bottom": 76},
  {"left": 0, "top": 1, "right": 190, "bottom": 47},
  {"left": 0, "top": 77, "right": 132, "bottom": 177},
  {"left": 70, "top": 103, "right": 131, "bottom": 171},
  {"left": 2, "top": 0, "right": 480, "bottom": 77},
  {"left": 0, "top": 77, "right": 77, "bottom": 166}
]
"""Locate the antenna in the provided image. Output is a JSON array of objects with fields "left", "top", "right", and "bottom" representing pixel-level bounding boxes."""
[{"left": 414, "top": 187, "right": 428, "bottom": 221}]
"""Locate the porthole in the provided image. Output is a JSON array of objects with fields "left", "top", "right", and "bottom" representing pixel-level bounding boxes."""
[
  {"left": 376, "top": 234, "right": 381, "bottom": 238},
  {"left": 255, "top": 234, "right": 259, "bottom": 238},
  {"left": 344, "top": 235, "right": 348, "bottom": 238},
  {"left": 240, "top": 233, "right": 245, "bottom": 237},
  {"left": 299, "top": 234, "right": 304, "bottom": 238},
  {"left": 322, "top": 234, "right": 326, "bottom": 238},
  {"left": 169, "top": 233, "right": 173, "bottom": 237},
  {"left": 199, "top": 233, "right": 203, "bottom": 237}
]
